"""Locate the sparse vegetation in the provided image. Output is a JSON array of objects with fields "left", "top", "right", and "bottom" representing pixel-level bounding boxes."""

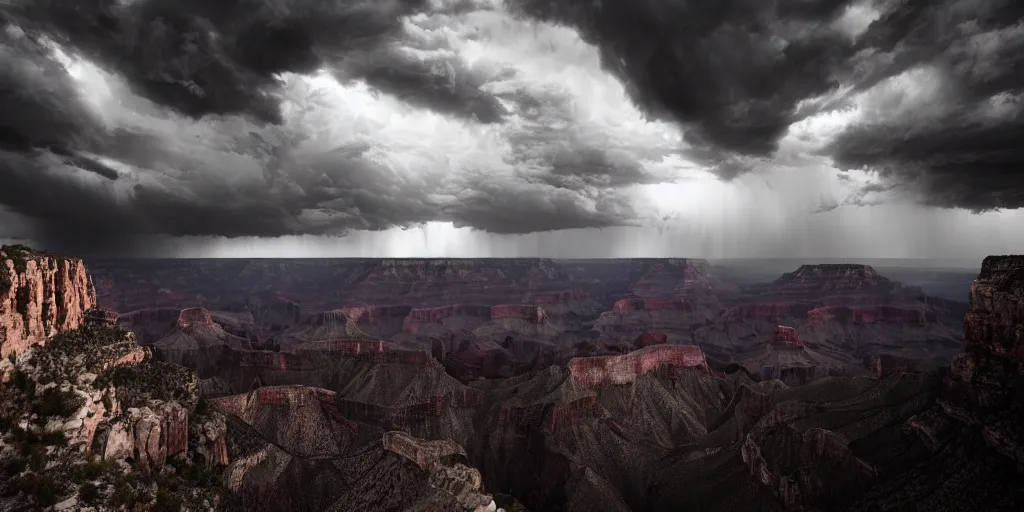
[
  {"left": 32, "top": 387, "right": 85, "bottom": 418},
  {"left": 79, "top": 481, "right": 100, "bottom": 504},
  {"left": 1, "top": 244, "right": 35, "bottom": 273},
  {"left": 494, "top": 493, "right": 529, "bottom": 511}
]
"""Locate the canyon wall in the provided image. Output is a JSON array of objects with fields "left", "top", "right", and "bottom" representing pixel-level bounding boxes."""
[
  {"left": 0, "top": 246, "right": 96, "bottom": 357},
  {"left": 567, "top": 344, "right": 708, "bottom": 388}
]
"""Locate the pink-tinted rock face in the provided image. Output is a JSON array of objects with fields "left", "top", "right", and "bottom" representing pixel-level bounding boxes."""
[
  {"left": 292, "top": 339, "right": 391, "bottom": 355},
  {"left": 0, "top": 249, "right": 96, "bottom": 357},
  {"left": 770, "top": 326, "right": 805, "bottom": 349},
  {"left": 634, "top": 332, "right": 668, "bottom": 348},
  {"left": 567, "top": 344, "right": 708, "bottom": 388},
  {"left": 402, "top": 304, "right": 492, "bottom": 334},
  {"left": 491, "top": 305, "right": 548, "bottom": 324},
  {"left": 177, "top": 307, "right": 214, "bottom": 329},
  {"left": 612, "top": 297, "right": 694, "bottom": 312},
  {"left": 805, "top": 306, "right": 930, "bottom": 325}
]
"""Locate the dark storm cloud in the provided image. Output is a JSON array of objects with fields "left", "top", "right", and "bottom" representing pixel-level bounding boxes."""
[
  {"left": 445, "top": 173, "right": 639, "bottom": 234},
  {"left": 507, "top": 0, "right": 858, "bottom": 161},
  {"left": 5, "top": 0, "right": 507, "bottom": 124},
  {"left": 0, "top": 26, "right": 106, "bottom": 153},
  {"left": 337, "top": 48, "right": 509, "bottom": 123},
  {"left": 510, "top": 0, "right": 1024, "bottom": 212},
  {"left": 0, "top": 20, "right": 641, "bottom": 249},
  {"left": 828, "top": 0, "right": 1024, "bottom": 211}
]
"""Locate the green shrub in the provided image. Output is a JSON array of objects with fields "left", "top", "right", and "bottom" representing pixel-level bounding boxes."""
[
  {"left": 33, "top": 388, "right": 85, "bottom": 418},
  {"left": 78, "top": 459, "right": 118, "bottom": 480},
  {"left": 40, "top": 430, "right": 67, "bottom": 447},
  {"left": 79, "top": 481, "right": 100, "bottom": 504},
  {"left": 28, "top": 444, "right": 47, "bottom": 472},
  {"left": 24, "top": 473, "right": 60, "bottom": 507},
  {"left": 153, "top": 487, "right": 183, "bottom": 512},
  {"left": 110, "top": 480, "right": 134, "bottom": 507},
  {"left": 12, "top": 369, "right": 33, "bottom": 394}
]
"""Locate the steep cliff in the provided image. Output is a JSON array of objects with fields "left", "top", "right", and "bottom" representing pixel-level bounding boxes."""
[
  {"left": 0, "top": 245, "right": 96, "bottom": 358},
  {"left": 0, "top": 323, "right": 239, "bottom": 510},
  {"left": 939, "top": 255, "right": 1024, "bottom": 470}
]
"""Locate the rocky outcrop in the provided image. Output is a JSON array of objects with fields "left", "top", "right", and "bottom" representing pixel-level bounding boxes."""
[
  {"left": 628, "top": 259, "right": 712, "bottom": 298},
  {"left": 0, "top": 246, "right": 96, "bottom": 358},
  {"left": 340, "top": 304, "right": 413, "bottom": 339},
  {"left": 770, "top": 326, "right": 805, "bottom": 349},
  {"left": 567, "top": 344, "right": 709, "bottom": 389},
  {"left": 212, "top": 384, "right": 496, "bottom": 512},
  {"left": 941, "top": 255, "right": 1024, "bottom": 470},
  {"left": 275, "top": 309, "right": 366, "bottom": 346},
  {"left": 771, "top": 264, "right": 892, "bottom": 295},
  {"left": 117, "top": 306, "right": 182, "bottom": 345},
  {"left": 0, "top": 323, "right": 236, "bottom": 509},
  {"left": 612, "top": 297, "right": 694, "bottom": 312},
  {"left": 490, "top": 305, "right": 549, "bottom": 324},
  {"left": 152, "top": 307, "right": 250, "bottom": 377},
  {"left": 594, "top": 297, "right": 707, "bottom": 345},
  {"left": 382, "top": 431, "right": 496, "bottom": 511},
  {"left": 84, "top": 306, "right": 120, "bottom": 326}
]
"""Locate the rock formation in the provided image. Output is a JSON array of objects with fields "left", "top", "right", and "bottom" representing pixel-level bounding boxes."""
[
  {"left": 0, "top": 323, "right": 239, "bottom": 510},
  {"left": 1, "top": 245, "right": 96, "bottom": 358},
  {"left": 152, "top": 307, "right": 251, "bottom": 377},
  {"left": 770, "top": 326, "right": 805, "bottom": 349},
  {"left": 339, "top": 304, "right": 413, "bottom": 339}
]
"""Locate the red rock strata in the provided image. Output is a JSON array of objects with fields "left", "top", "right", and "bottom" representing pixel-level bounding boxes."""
[
  {"left": 292, "top": 338, "right": 391, "bottom": 355},
  {"left": 211, "top": 386, "right": 359, "bottom": 434},
  {"left": 770, "top": 326, "right": 805, "bottom": 349},
  {"left": 0, "top": 248, "right": 96, "bottom": 357},
  {"left": 177, "top": 307, "right": 214, "bottom": 329},
  {"left": 567, "top": 344, "right": 708, "bottom": 388},
  {"left": 402, "top": 304, "right": 491, "bottom": 334},
  {"left": 491, "top": 305, "right": 549, "bottom": 324},
  {"left": 612, "top": 298, "right": 694, "bottom": 312},
  {"left": 805, "top": 306, "right": 931, "bottom": 326},
  {"left": 339, "top": 305, "right": 413, "bottom": 324}
]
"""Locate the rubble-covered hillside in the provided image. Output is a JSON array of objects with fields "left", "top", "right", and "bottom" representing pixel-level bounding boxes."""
[{"left": 0, "top": 321, "right": 242, "bottom": 511}]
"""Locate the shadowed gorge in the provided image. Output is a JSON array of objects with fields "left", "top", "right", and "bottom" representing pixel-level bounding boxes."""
[{"left": 3, "top": 253, "right": 1021, "bottom": 511}]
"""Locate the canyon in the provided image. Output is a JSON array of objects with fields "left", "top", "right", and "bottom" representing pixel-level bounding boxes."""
[{"left": 2, "top": 251, "right": 1021, "bottom": 511}]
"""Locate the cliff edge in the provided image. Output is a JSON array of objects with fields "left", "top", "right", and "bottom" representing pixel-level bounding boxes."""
[{"left": 0, "top": 245, "right": 96, "bottom": 358}]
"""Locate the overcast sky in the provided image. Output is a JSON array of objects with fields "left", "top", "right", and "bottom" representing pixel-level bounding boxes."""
[{"left": 1, "top": 0, "right": 1022, "bottom": 259}]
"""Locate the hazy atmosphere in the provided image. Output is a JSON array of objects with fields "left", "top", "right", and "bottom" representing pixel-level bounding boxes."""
[{"left": 2, "top": 0, "right": 1023, "bottom": 258}]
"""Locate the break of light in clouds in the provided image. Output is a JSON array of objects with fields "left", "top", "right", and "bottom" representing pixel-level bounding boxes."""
[{"left": 1, "top": 0, "right": 1023, "bottom": 259}]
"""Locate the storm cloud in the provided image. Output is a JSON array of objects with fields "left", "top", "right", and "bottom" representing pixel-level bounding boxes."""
[
  {"left": 0, "top": 0, "right": 1023, "bottom": 255},
  {"left": 828, "top": 0, "right": 1024, "bottom": 211}
]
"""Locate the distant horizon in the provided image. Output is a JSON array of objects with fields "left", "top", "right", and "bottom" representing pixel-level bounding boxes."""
[{"left": 74, "top": 255, "right": 985, "bottom": 270}]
